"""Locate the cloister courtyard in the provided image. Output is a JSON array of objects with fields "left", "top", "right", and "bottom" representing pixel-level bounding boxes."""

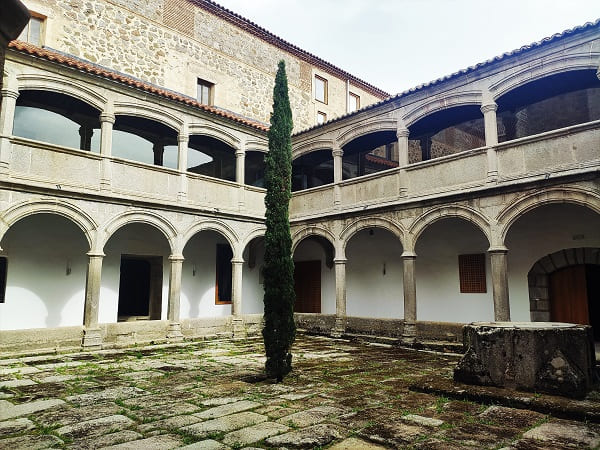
[{"left": 1, "top": 334, "right": 599, "bottom": 449}]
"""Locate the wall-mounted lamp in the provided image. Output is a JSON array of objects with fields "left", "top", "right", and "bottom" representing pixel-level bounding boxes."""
[
  {"left": 192, "top": 264, "right": 196, "bottom": 276},
  {"left": 383, "top": 262, "right": 386, "bottom": 276},
  {"left": 66, "top": 260, "right": 72, "bottom": 276},
  {"left": 369, "top": 229, "right": 374, "bottom": 236}
]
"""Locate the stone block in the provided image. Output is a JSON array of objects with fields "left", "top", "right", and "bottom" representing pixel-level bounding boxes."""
[
  {"left": 182, "top": 412, "right": 268, "bottom": 438},
  {"left": 454, "top": 322, "right": 596, "bottom": 398},
  {"left": 265, "top": 423, "right": 344, "bottom": 448},
  {"left": 222, "top": 421, "right": 289, "bottom": 446}
]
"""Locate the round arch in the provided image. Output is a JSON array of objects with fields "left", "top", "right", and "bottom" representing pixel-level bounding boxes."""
[
  {"left": 292, "top": 139, "right": 335, "bottom": 160},
  {"left": 336, "top": 119, "right": 398, "bottom": 149},
  {"left": 114, "top": 102, "right": 182, "bottom": 133},
  {"left": 402, "top": 91, "right": 483, "bottom": 128},
  {"left": 17, "top": 73, "right": 107, "bottom": 111},
  {"left": 291, "top": 226, "right": 337, "bottom": 256},
  {"left": 101, "top": 210, "right": 177, "bottom": 253},
  {"left": 0, "top": 199, "right": 97, "bottom": 250},
  {"left": 490, "top": 59, "right": 600, "bottom": 100},
  {"left": 241, "top": 227, "right": 267, "bottom": 254},
  {"left": 409, "top": 205, "right": 492, "bottom": 251},
  {"left": 181, "top": 220, "right": 240, "bottom": 257},
  {"left": 188, "top": 123, "right": 241, "bottom": 150},
  {"left": 340, "top": 216, "right": 404, "bottom": 253},
  {"left": 498, "top": 187, "right": 600, "bottom": 243}
]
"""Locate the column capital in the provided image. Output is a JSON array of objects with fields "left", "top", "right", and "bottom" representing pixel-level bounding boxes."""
[
  {"left": 235, "top": 149, "right": 245, "bottom": 157},
  {"left": 488, "top": 246, "right": 508, "bottom": 254},
  {"left": 99, "top": 112, "right": 116, "bottom": 124},
  {"left": 178, "top": 133, "right": 189, "bottom": 143},
  {"left": 333, "top": 258, "right": 347, "bottom": 264},
  {"left": 396, "top": 127, "right": 410, "bottom": 138},
  {"left": 86, "top": 251, "right": 105, "bottom": 258},
  {"left": 168, "top": 254, "right": 185, "bottom": 262},
  {"left": 231, "top": 257, "right": 245, "bottom": 264},
  {"left": 1, "top": 87, "right": 19, "bottom": 100},
  {"left": 401, "top": 251, "right": 417, "bottom": 259},
  {"left": 332, "top": 148, "right": 344, "bottom": 158},
  {"left": 480, "top": 102, "right": 498, "bottom": 114}
]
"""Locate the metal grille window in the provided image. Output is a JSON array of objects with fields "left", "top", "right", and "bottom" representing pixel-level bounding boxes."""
[{"left": 458, "top": 253, "right": 487, "bottom": 293}]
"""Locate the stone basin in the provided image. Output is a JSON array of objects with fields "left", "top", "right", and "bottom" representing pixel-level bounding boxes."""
[{"left": 454, "top": 322, "right": 597, "bottom": 398}]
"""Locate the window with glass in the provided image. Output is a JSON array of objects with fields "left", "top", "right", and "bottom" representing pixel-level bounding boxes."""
[
  {"left": 349, "top": 92, "right": 360, "bottom": 112},
  {"left": 18, "top": 13, "right": 45, "bottom": 46},
  {"left": 314, "top": 75, "right": 327, "bottom": 103},
  {"left": 317, "top": 111, "right": 327, "bottom": 125},
  {"left": 197, "top": 78, "right": 214, "bottom": 105}
]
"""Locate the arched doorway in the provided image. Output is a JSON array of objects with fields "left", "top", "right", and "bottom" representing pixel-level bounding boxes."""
[{"left": 528, "top": 248, "right": 600, "bottom": 339}]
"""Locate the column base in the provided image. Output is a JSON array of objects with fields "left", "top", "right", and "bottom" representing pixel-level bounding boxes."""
[
  {"left": 331, "top": 316, "right": 346, "bottom": 338},
  {"left": 82, "top": 327, "right": 103, "bottom": 349},
  {"left": 232, "top": 317, "right": 246, "bottom": 340},
  {"left": 166, "top": 322, "right": 184, "bottom": 341},
  {"left": 401, "top": 321, "right": 417, "bottom": 346}
]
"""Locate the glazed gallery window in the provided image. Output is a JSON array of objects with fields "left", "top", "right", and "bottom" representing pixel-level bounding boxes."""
[
  {"left": 215, "top": 244, "right": 233, "bottom": 304},
  {"left": 458, "top": 253, "right": 487, "bottom": 293},
  {"left": 197, "top": 78, "right": 213, "bottom": 105},
  {"left": 314, "top": 75, "right": 328, "bottom": 103},
  {"left": 349, "top": 92, "right": 360, "bottom": 112},
  {"left": 18, "top": 13, "right": 45, "bottom": 46}
]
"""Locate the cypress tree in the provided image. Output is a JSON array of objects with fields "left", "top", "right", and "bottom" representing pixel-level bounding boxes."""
[{"left": 262, "top": 60, "right": 295, "bottom": 382}]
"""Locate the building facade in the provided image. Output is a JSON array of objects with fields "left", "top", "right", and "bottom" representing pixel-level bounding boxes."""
[{"left": 0, "top": 0, "right": 598, "bottom": 352}]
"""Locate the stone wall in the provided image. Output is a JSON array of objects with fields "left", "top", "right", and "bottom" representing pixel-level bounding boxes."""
[{"left": 20, "top": 0, "right": 384, "bottom": 131}]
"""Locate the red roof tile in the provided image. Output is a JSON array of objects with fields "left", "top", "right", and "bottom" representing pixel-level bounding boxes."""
[{"left": 8, "top": 40, "right": 269, "bottom": 132}]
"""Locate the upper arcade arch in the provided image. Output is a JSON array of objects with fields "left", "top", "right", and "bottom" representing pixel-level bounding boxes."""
[
  {"left": 0, "top": 199, "right": 97, "bottom": 250},
  {"left": 113, "top": 102, "right": 182, "bottom": 133},
  {"left": 340, "top": 216, "right": 404, "bottom": 253},
  {"left": 402, "top": 91, "right": 482, "bottom": 129},
  {"left": 188, "top": 123, "right": 241, "bottom": 150},
  {"left": 409, "top": 205, "right": 492, "bottom": 251},
  {"left": 498, "top": 187, "right": 600, "bottom": 243},
  {"left": 336, "top": 119, "right": 397, "bottom": 148}
]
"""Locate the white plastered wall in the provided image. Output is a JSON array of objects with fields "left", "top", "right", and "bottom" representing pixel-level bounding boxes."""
[
  {"left": 505, "top": 204, "right": 600, "bottom": 321},
  {"left": 99, "top": 223, "right": 171, "bottom": 324},
  {"left": 181, "top": 231, "right": 232, "bottom": 318},
  {"left": 415, "top": 219, "right": 494, "bottom": 323},
  {"left": 346, "top": 229, "right": 404, "bottom": 319},
  {"left": 293, "top": 239, "right": 336, "bottom": 314},
  {"left": 0, "top": 214, "right": 88, "bottom": 330},
  {"left": 242, "top": 240, "right": 265, "bottom": 314}
]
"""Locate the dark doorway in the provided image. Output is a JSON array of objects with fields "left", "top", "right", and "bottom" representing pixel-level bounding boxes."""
[
  {"left": 294, "top": 260, "right": 321, "bottom": 313},
  {"left": 117, "top": 255, "right": 162, "bottom": 321},
  {"left": 550, "top": 264, "right": 600, "bottom": 340}
]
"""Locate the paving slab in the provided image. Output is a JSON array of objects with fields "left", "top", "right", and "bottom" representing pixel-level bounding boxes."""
[
  {"left": 522, "top": 421, "right": 600, "bottom": 447},
  {"left": 195, "top": 400, "right": 261, "bottom": 419},
  {"left": 276, "top": 405, "right": 345, "bottom": 427},
  {"left": 0, "top": 398, "right": 65, "bottom": 421},
  {"left": 265, "top": 423, "right": 344, "bottom": 448},
  {"left": 0, "top": 379, "right": 36, "bottom": 388},
  {"left": 34, "top": 402, "right": 121, "bottom": 427},
  {"left": 179, "top": 439, "right": 230, "bottom": 449},
  {"left": 99, "top": 434, "right": 183, "bottom": 449},
  {"left": 183, "top": 412, "right": 268, "bottom": 438},
  {"left": 328, "top": 437, "right": 388, "bottom": 449},
  {"left": 138, "top": 413, "right": 203, "bottom": 432},
  {"left": 0, "top": 367, "right": 40, "bottom": 376},
  {"left": 201, "top": 396, "right": 244, "bottom": 406},
  {"left": 0, "top": 417, "right": 36, "bottom": 434},
  {"left": 0, "top": 434, "right": 63, "bottom": 449},
  {"left": 402, "top": 414, "right": 444, "bottom": 427},
  {"left": 56, "top": 414, "right": 135, "bottom": 439},
  {"left": 76, "top": 430, "right": 143, "bottom": 449},
  {"left": 66, "top": 386, "right": 146, "bottom": 406},
  {"left": 222, "top": 421, "right": 289, "bottom": 446}
]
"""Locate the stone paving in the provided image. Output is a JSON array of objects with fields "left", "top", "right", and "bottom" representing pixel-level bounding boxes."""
[{"left": 1, "top": 334, "right": 599, "bottom": 449}]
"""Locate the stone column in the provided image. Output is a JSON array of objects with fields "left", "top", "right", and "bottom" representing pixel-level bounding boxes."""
[
  {"left": 333, "top": 258, "right": 347, "bottom": 337},
  {"left": 489, "top": 246, "right": 511, "bottom": 322},
  {"left": 396, "top": 126, "right": 409, "bottom": 197},
  {"left": 402, "top": 251, "right": 417, "bottom": 344},
  {"left": 231, "top": 257, "right": 245, "bottom": 338},
  {"left": 332, "top": 146, "right": 343, "bottom": 207},
  {"left": 79, "top": 124, "right": 94, "bottom": 151},
  {"left": 0, "top": 85, "right": 19, "bottom": 175},
  {"left": 481, "top": 102, "right": 499, "bottom": 183},
  {"left": 177, "top": 132, "right": 188, "bottom": 200},
  {"left": 236, "top": 145, "right": 246, "bottom": 210},
  {"left": 167, "top": 254, "right": 184, "bottom": 340},
  {"left": 153, "top": 141, "right": 164, "bottom": 166},
  {"left": 82, "top": 252, "right": 104, "bottom": 349},
  {"left": 99, "top": 112, "right": 115, "bottom": 189}
]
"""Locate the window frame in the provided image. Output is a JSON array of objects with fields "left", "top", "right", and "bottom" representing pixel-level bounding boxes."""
[
  {"left": 197, "top": 78, "right": 214, "bottom": 106},
  {"left": 317, "top": 111, "right": 327, "bottom": 125},
  {"left": 349, "top": 92, "right": 360, "bottom": 112},
  {"left": 314, "top": 75, "right": 328, "bottom": 104},
  {"left": 18, "top": 11, "right": 46, "bottom": 46}
]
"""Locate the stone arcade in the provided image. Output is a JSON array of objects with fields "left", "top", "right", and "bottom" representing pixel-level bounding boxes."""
[{"left": 0, "top": 0, "right": 599, "bottom": 352}]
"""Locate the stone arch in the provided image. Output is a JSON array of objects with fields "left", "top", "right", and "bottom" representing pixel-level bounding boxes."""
[
  {"left": 188, "top": 123, "right": 241, "bottom": 149},
  {"left": 409, "top": 205, "right": 492, "bottom": 251},
  {"left": 245, "top": 139, "right": 269, "bottom": 154},
  {"left": 402, "top": 91, "right": 483, "bottom": 128},
  {"left": 490, "top": 56, "right": 600, "bottom": 100},
  {"left": 0, "top": 199, "right": 97, "bottom": 250},
  {"left": 17, "top": 73, "right": 107, "bottom": 111},
  {"left": 291, "top": 226, "right": 337, "bottom": 257},
  {"left": 113, "top": 102, "right": 182, "bottom": 133},
  {"left": 181, "top": 220, "right": 240, "bottom": 258},
  {"left": 241, "top": 227, "right": 267, "bottom": 254},
  {"left": 527, "top": 247, "right": 600, "bottom": 321},
  {"left": 336, "top": 119, "right": 397, "bottom": 148},
  {"left": 292, "top": 139, "right": 335, "bottom": 159},
  {"left": 340, "top": 216, "right": 404, "bottom": 253},
  {"left": 101, "top": 210, "right": 177, "bottom": 253},
  {"left": 498, "top": 187, "right": 600, "bottom": 243}
]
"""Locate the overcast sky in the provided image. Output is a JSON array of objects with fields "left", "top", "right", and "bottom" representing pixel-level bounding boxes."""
[{"left": 214, "top": 0, "right": 599, "bottom": 95}]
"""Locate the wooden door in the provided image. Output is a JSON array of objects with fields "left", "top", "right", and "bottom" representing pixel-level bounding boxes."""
[
  {"left": 294, "top": 260, "right": 321, "bottom": 313},
  {"left": 549, "top": 265, "right": 589, "bottom": 324}
]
